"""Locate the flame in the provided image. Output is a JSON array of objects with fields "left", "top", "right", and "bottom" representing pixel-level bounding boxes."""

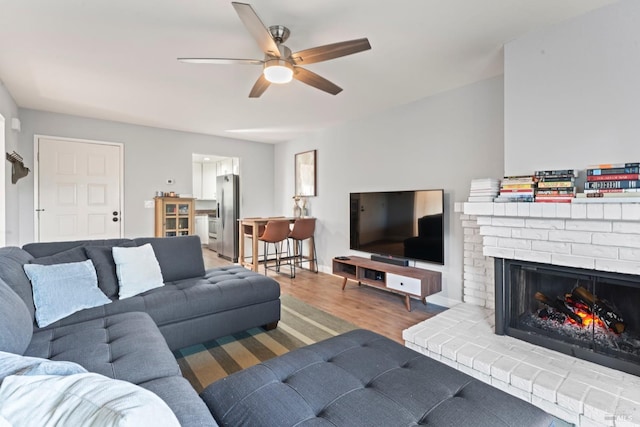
[{"left": 565, "top": 298, "right": 606, "bottom": 329}]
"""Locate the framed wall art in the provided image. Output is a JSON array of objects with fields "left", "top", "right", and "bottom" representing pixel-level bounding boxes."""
[{"left": 295, "top": 149, "right": 316, "bottom": 197}]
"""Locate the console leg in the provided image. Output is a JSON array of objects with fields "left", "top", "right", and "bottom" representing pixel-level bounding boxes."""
[
  {"left": 341, "top": 277, "right": 348, "bottom": 290},
  {"left": 404, "top": 295, "right": 411, "bottom": 312}
]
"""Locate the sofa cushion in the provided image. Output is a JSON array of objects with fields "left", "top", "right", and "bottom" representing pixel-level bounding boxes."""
[
  {"left": 0, "top": 373, "right": 180, "bottom": 427},
  {"left": 201, "top": 329, "right": 554, "bottom": 427},
  {"left": 23, "top": 260, "right": 112, "bottom": 328},
  {"left": 134, "top": 236, "right": 205, "bottom": 283},
  {"left": 33, "top": 265, "right": 281, "bottom": 331},
  {"left": 25, "top": 312, "right": 181, "bottom": 385},
  {"left": 112, "top": 244, "right": 164, "bottom": 299},
  {"left": 0, "top": 279, "right": 33, "bottom": 355},
  {"left": 0, "top": 247, "right": 36, "bottom": 319},
  {"left": 84, "top": 242, "right": 136, "bottom": 298},
  {"left": 29, "top": 246, "right": 87, "bottom": 266}
]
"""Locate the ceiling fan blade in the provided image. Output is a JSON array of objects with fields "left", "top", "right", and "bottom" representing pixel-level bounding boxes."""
[
  {"left": 293, "top": 67, "right": 342, "bottom": 95},
  {"left": 249, "top": 74, "right": 271, "bottom": 98},
  {"left": 292, "top": 38, "right": 371, "bottom": 65},
  {"left": 177, "top": 58, "right": 263, "bottom": 65},
  {"left": 232, "top": 2, "right": 280, "bottom": 58}
]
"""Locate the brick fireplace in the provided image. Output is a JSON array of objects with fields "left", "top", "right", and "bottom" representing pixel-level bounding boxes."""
[
  {"left": 495, "top": 258, "right": 640, "bottom": 377},
  {"left": 404, "top": 202, "right": 640, "bottom": 426}
]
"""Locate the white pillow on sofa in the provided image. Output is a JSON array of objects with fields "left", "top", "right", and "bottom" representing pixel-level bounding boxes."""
[
  {"left": 0, "top": 373, "right": 180, "bottom": 427},
  {"left": 112, "top": 244, "right": 164, "bottom": 299},
  {"left": 23, "top": 260, "right": 111, "bottom": 328}
]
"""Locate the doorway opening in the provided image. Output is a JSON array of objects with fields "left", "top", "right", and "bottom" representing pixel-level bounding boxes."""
[{"left": 191, "top": 154, "right": 240, "bottom": 260}]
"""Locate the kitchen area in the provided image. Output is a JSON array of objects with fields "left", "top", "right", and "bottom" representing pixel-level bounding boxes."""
[{"left": 192, "top": 154, "right": 240, "bottom": 262}]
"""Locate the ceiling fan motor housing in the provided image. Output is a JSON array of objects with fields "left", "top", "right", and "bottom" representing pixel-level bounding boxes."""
[{"left": 269, "top": 25, "right": 290, "bottom": 43}]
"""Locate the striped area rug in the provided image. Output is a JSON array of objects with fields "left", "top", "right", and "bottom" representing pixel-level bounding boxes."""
[{"left": 173, "top": 295, "right": 358, "bottom": 393}]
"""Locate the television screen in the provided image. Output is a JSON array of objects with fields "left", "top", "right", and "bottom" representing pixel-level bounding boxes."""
[{"left": 349, "top": 189, "right": 444, "bottom": 264}]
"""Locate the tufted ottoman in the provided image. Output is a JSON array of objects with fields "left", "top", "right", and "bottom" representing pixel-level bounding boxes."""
[{"left": 200, "top": 329, "right": 554, "bottom": 427}]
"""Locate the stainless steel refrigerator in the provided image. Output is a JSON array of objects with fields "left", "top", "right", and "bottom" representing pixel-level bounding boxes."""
[{"left": 216, "top": 174, "right": 239, "bottom": 262}]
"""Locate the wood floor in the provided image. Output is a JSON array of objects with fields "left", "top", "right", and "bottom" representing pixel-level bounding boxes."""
[{"left": 202, "top": 248, "right": 446, "bottom": 344}]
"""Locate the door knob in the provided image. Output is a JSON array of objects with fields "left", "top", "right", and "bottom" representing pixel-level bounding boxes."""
[
  {"left": 112, "top": 211, "right": 119, "bottom": 216},
  {"left": 112, "top": 218, "right": 119, "bottom": 222}
]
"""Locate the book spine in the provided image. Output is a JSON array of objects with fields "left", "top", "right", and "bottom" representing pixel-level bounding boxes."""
[
  {"left": 503, "top": 175, "right": 535, "bottom": 180},
  {"left": 587, "top": 162, "right": 640, "bottom": 169},
  {"left": 534, "top": 199, "right": 573, "bottom": 203},
  {"left": 499, "top": 188, "right": 535, "bottom": 193},
  {"left": 584, "top": 192, "right": 640, "bottom": 198},
  {"left": 536, "top": 189, "right": 576, "bottom": 195},
  {"left": 584, "top": 180, "right": 640, "bottom": 190},
  {"left": 537, "top": 176, "right": 576, "bottom": 182},
  {"left": 538, "top": 181, "right": 574, "bottom": 188},
  {"left": 587, "top": 166, "right": 640, "bottom": 176},
  {"left": 586, "top": 173, "right": 640, "bottom": 181},
  {"left": 534, "top": 169, "right": 576, "bottom": 177},
  {"left": 583, "top": 188, "right": 640, "bottom": 194},
  {"left": 501, "top": 179, "right": 535, "bottom": 185},
  {"left": 501, "top": 183, "right": 535, "bottom": 189}
]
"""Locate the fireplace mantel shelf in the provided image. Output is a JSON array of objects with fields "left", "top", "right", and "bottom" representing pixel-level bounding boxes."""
[{"left": 463, "top": 201, "right": 640, "bottom": 222}]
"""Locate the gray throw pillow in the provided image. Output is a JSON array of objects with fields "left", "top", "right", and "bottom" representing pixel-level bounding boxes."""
[
  {"left": 0, "top": 278, "right": 33, "bottom": 355},
  {"left": 84, "top": 242, "right": 136, "bottom": 298},
  {"left": 0, "top": 247, "right": 36, "bottom": 320},
  {"left": 29, "top": 246, "right": 87, "bottom": 266}
]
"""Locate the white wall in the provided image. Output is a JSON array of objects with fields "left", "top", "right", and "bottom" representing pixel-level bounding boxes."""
[
  {"left": 275, "top": 76, "right": 505, "bottom": 305},
  {"left": 16, "top": 109, "right": 275, "bottom": 244},
  {"left": 0, "top": 82, "right": 21, "bottom": 246},
  {"left": 505, "top": 0, "right": 640, "bottom": 175}
]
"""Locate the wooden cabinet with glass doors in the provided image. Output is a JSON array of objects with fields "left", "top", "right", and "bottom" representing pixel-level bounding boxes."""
[{"left": 154, "top": 197, "right": 195, "bottom": 237}]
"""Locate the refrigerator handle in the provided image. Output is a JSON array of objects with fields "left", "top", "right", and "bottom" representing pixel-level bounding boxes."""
[{"left": 220, "top": 190, "right": 224, "bottom": 229}]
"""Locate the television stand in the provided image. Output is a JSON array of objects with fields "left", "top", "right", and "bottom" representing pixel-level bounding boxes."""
[{"left": 332, "top": 256, "right": 442, "bottom": 311}]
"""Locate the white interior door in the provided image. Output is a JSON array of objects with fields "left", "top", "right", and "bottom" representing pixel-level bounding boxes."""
[{"left": 37, "top": 137, "right": 123, "bottom": 242}]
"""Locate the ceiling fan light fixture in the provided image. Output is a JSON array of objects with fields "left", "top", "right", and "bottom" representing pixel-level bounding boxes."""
[{"left": 263, "top": 59, "right": 293, "bottom": 84}]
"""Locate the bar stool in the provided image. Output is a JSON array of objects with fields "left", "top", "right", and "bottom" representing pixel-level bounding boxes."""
[
  {"left": 258, "top": 220, "right": 295, "bottom": 278},
  {"left": 288, "top": 217, "right": 317, "bottom": 273}
]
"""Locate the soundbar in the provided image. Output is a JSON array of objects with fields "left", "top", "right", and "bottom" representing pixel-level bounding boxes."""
[{"left": 371, "top": 254, "right": 409, "bottom": 267}]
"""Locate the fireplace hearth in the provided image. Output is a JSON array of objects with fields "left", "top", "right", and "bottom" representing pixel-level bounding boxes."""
[{"left": 495, "top": 258, "right": 640, "bottom": 377}]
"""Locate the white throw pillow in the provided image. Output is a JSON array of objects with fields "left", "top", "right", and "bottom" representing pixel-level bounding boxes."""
[
  {"left": 112, "top": 244, "right": 164, "bottom": 299},
  {"left": 23, "top": 260, "right": 111, "bottom": 327},
  {"left": 0, "top": 373, "right": 180, "bottom": 427}
]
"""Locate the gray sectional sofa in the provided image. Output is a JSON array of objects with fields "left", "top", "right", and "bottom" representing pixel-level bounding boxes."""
[
  {"left": 1, "top": 235, "right": 554, "bottom": 426},
  {"left": 0, "top": 235, "right": 281, "bottom": 426}
]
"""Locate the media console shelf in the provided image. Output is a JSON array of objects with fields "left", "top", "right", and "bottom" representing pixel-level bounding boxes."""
[{"left": 332, "top": 256, "right": 442, "bottom": 311}]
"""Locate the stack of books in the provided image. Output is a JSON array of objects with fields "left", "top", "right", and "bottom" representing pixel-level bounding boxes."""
[
  {"left": 576, "top": 162, "right": 640, "bottom": 203},
  {"left": 534, "top": 169, "right": 577, "bottom": 203},
  {"left": 495, "top": 175, "right": 536, "bottom": 202},
  {"left": 467, "top": 178, "right": 500, "bottom": 202}
]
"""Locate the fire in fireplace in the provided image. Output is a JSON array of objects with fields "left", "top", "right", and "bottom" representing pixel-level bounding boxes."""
[{"left": 495, "top": 259, "right": 640, "bottom": 377}]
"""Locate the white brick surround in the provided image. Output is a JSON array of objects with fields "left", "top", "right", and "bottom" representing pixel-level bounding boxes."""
[
  {"left": 405, "top": 202, "right": 640, "bottom": 427},
  {"left": 404, "top": 304, "right": 640, "bottom": 427},
  {"left": 463, "top": 201, "right": 640, "bottom": 306}
]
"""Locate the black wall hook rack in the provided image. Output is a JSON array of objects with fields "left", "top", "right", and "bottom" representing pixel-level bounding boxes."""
[{"left": 5, "top": 151, "right": 30, "bottom": 184}]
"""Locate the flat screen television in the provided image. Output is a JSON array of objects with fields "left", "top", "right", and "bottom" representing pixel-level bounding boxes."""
[{"left": 349, "top": 189, "right": 444, "bottom": 264}]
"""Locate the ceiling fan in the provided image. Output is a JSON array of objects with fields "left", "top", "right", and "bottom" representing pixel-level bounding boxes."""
[{"left": 178, "top": 2, "right": 371, "bottom": 98}]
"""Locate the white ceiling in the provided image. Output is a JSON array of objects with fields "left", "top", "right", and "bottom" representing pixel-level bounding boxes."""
[{"left": 0, "top": 0, "right": 617, "bottom": 143}]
